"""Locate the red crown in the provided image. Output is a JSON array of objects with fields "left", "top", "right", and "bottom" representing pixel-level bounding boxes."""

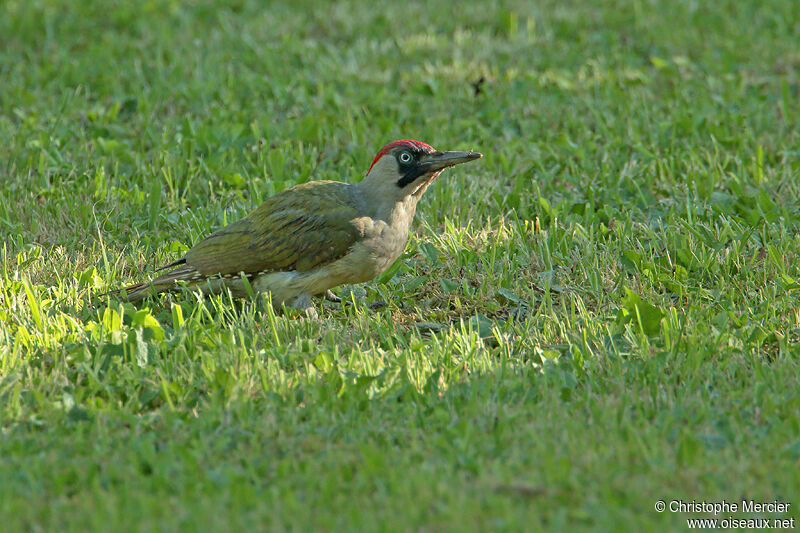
[{"left": 367, "top": 140, "right": 434, "bottom": 174}]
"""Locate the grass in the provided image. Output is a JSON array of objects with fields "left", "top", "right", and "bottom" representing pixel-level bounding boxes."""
[{"left": 1, "top": 0, "right": 799, "bottom": 530}]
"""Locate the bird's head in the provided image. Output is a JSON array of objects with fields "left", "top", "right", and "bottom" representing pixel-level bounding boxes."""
[{"left": 359, "top": 140, "right": 482, "bottom": 201}]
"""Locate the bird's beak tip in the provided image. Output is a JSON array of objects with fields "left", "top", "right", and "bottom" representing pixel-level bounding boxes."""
[{"left": 427, "top": 150, "right": 484, "bottom": 171}]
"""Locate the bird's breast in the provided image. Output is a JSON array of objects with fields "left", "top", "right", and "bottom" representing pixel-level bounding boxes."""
[
  {"left": 317, "top": 218, "right": 404, "bottom": 286},
  {"left": 363, "top": 220, "right": 410, "bottom": 266}
]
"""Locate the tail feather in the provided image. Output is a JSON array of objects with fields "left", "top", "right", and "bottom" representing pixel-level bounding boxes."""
[
  {"left": 98, "top": 281, "right": 155, "bottom": 303},
  {"left": 153, "top": 257, "right": 187, "bottom": 273},
  {"left": 116, "top": 281, "right": 155, "bottom": 302},
  {"left": 103, "top": 265, "right": 205, "bottom": 302}
]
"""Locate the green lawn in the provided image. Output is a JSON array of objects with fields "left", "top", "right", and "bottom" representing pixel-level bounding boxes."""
[{"left": 2, "top": 0, "right": 799, "bottom": 530}]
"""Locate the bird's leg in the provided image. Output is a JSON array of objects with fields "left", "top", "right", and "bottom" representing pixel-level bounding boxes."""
[
  {"left": 323, "top": 289, "right": 341, "bottom": 303},
  {"left": 322, "top": 288, "right": 386, "bottom": 311},
  {"left": 289, "top": 293, "right": 319, "bottom": 320}
]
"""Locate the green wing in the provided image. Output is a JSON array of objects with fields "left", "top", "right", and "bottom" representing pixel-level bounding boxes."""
[{"left": 184, "top": 181, "right": 363, "bottom": 276}]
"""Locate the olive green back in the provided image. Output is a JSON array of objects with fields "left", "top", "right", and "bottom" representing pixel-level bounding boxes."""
[{"left": 185, "top": 181, "right": 363, "bottom": 275}]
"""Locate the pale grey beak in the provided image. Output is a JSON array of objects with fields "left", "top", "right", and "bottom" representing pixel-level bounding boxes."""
[{"left": 423, "top": 150, "right": 483, "bottom": 172}]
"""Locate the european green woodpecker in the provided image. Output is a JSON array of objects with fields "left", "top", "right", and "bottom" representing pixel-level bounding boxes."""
[{"left": 115, "top": 140, "right": 482, "bottom": 316}]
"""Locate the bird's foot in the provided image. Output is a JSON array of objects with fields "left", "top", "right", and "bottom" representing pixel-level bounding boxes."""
[
  {"left": 303, "top": 306, "right": 319, "bottom": 320},
  {"left": 322, "top": 289, "right": 385, "bottom": 312},
  {"left": 323, "top": 289, "right": 341, "bottom": 303},
  {"left": 288, "top": 293, "right": 319, "bottom": 320}
]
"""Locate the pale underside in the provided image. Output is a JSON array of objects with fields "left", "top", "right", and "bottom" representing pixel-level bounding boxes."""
[{"left": 184, "top": 235, "right": 398, "bottom": 308}]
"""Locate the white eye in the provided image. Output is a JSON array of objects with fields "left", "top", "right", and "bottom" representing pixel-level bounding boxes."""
[{"left": 399, "top": 152, "right": 412, "bottom": 163}]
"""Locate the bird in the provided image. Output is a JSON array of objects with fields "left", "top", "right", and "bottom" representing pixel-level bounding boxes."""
[{"left": 112, "top": 140, "right": 482, "bottom": 317}]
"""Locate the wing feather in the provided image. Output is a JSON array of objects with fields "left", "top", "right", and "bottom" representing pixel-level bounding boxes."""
[{"left": 183, "top": 181, "right": 363, "bottom": 276}]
